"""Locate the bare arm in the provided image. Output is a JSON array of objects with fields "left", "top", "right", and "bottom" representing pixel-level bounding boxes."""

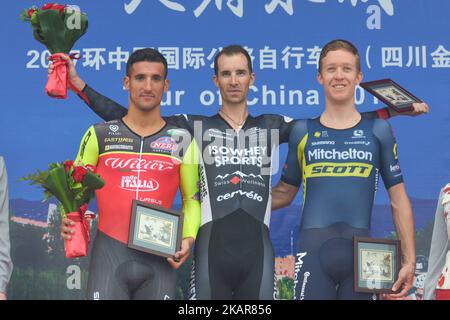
[
  {"left": 272, "top": 181, "right": 299, "bottom": 211},
  {"left": 384, "top": 183, "right": 416, "bottom": 299}
]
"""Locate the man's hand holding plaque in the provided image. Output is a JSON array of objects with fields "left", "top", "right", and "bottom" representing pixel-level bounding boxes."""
[{"left": 360, "top": 79, "right": 429, "bottom": 116}]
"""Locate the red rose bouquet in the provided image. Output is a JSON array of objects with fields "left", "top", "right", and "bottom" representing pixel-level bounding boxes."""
[
  {"left": 22, "top": 161, "right": 104, "bottom": 258},
  {"left": 21, "top": 3, "right": 88, "bottom": 99}
]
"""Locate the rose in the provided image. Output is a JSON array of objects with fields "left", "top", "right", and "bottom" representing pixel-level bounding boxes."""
[
  {"left": 27, "top": 9, "right": 36, "bottom": 18},
  {"left": 41, "top": 3, "right": 65, "bottom": 12},
  {"left": 72, "top": 165, "right": 88, "bottom": 183},
  {"left": 22, "top": 160, "right": 104, "bottom": 216},
  {"left": 64, "top": 160, "right": 74, "bottom": 172},
  {"left": 21, "top": 3, "right": 88, "bottom": 100},
  {"left": 22, "top": 161, "right": 104, "bottom": 259},
  {"left": 79, "top": 203, "right": 88, "bottom": 215}
]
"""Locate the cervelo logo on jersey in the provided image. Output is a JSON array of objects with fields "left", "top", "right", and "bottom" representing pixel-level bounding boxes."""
[
  {"left": 208, "top": 145, "right": 267, "bottom": 167},
  {"left": 150, "top": 136, "right": 178, "bottom": 151},
  {"left": 217, "top": 190, "right": 263, "bottom": 202},
  {"left": 305, "top": 162, "right": 373, "bottom": 178},
  {"left": 308, "top": 148, "right": 373, "bottom": 162},
  {"left": 121, "top": 175, "right": 159, "bottom": 192},
  {"left": 104, "top": 158, "right": 175, "bottom": 172}
]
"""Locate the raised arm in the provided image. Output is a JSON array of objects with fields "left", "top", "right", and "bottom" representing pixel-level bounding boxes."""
[
  {"left": 361, "top": 102, "right": 429, "bottom": 120},
  {"left": 49, "top": 54, "right": 128, "bottom": 121}
]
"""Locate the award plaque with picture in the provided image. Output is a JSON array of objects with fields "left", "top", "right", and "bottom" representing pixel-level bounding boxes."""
[
  {"left": 353, "top": 237, "right": 401, "bottom": 293},
  {"left": 128, "top": 200, "right": 183, "bottom": 258},
  {"left": 360, "top": 79, "right": 422, "bottom": 113}
]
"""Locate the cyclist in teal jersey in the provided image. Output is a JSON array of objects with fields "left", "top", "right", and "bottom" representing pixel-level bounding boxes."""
[{"left": 272, "top": 40, "right": 417, "bottom": 300}]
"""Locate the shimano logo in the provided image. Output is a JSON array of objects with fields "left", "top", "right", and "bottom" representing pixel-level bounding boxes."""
[
  {"left": 311, "top": 141, "right": 336, "bottom": 146},
  {"left": 217, "top": 190, "right": 263, "bottom": 202},
  {"left": 308, "top": 148, "right": 372, "bottom": 162}
]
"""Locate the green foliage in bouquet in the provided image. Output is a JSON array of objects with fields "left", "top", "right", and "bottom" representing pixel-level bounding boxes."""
[
  {"left": 21, "top": 161, "right": 104, "bottom": 217},
  {"left": 21, "top": 3, "right": 88, "bottom": 53}
]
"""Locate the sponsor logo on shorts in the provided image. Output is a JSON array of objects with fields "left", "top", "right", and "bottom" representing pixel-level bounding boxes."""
[{"left": 293, "top": 252, "right": 307, "bottom": 300}]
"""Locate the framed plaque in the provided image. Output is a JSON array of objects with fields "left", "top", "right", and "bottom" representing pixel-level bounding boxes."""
[
  {"left": 360, "top": 79, "right": 422, "bottom": 113},
  {"left": 128, "top": 199, "right": 183, "bottom": 258},
  {"left": 353, "top": 237, "right": 401, "bottom": 293}
]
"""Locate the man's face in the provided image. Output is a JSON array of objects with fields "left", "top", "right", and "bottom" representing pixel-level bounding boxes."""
[
  {"left": 317, "top": 49, "right": 362, "bottom": 104},
  {"left": 124, "top": 61, "right": 169, "bottom": 112},
  {"left": 213, "top": 53, "right": 255, "bottom": 106}
]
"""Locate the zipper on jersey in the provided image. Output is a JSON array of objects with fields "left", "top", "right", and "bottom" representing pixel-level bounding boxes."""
[
  {"left": 135, "top": 137, "right": 144, "bottom": 200},
  {"left": 236, "top": 130, "right": 243, "bottom": 190}
]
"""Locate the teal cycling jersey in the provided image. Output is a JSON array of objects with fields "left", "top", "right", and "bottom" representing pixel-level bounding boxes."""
[{"left": 281, "top": 116, "right": 403, "bottom": 230}]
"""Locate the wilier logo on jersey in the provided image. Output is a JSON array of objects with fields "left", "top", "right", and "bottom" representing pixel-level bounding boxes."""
[{"left": 150, "top": 137, "right": 178, "bottom": 151}]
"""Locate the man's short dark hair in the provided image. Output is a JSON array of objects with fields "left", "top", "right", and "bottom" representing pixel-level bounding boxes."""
[
  {"left": 126, "top": 48, "right": 168, "bottom": 78},
  {"left": 214, "top": 45, "right": 253, "bottom": 75},
  {"left": 318, "top": 39, "right": 361, "bottom": 73}
]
